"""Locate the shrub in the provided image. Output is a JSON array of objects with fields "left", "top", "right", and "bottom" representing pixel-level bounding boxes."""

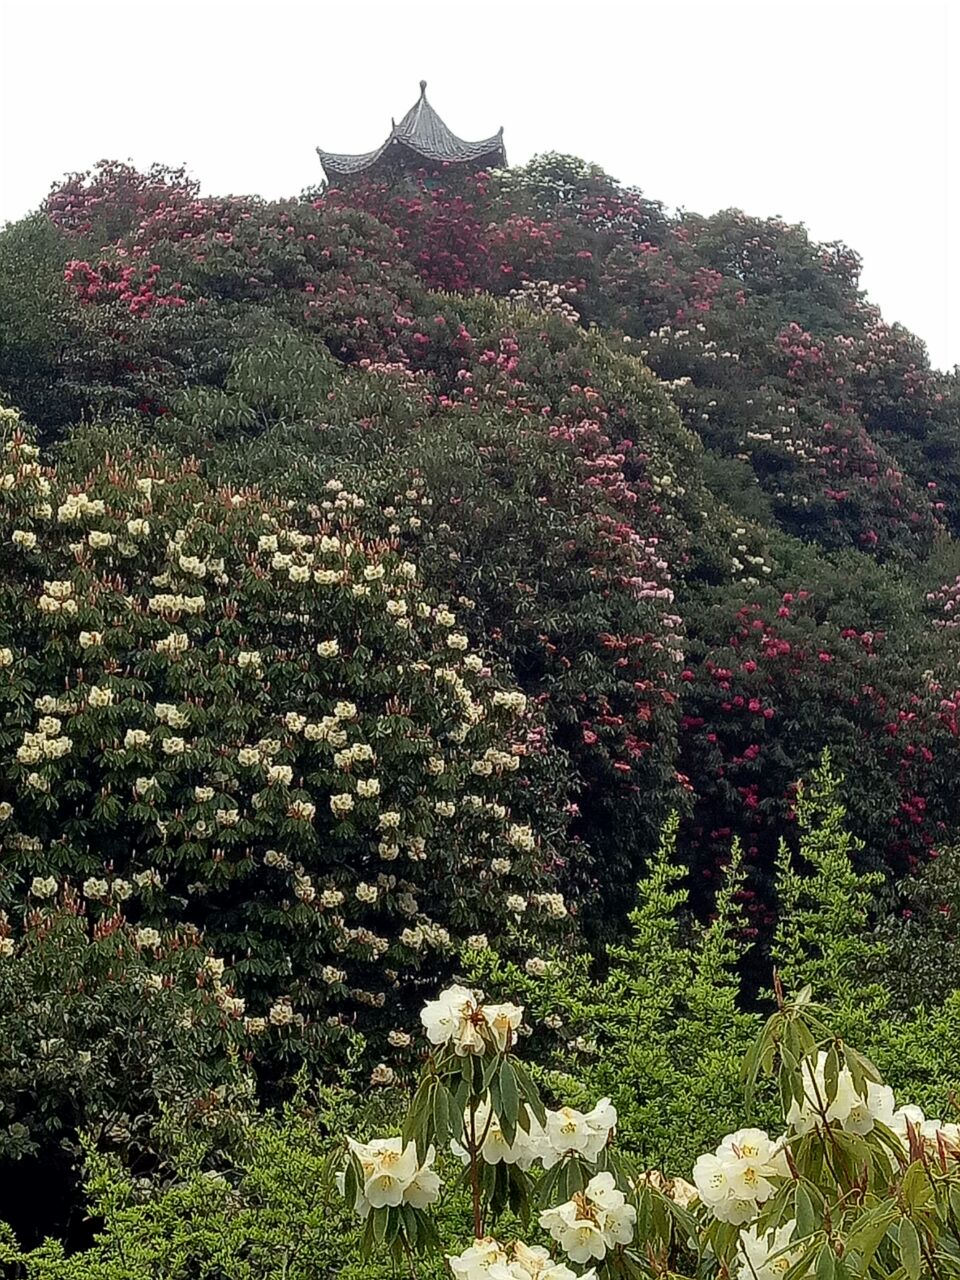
[
  {"left": 0, "top": 406, "right": 575, "bottom": 1068},
  {"left": 875, "top": 845, "right": 960, "bottom": 1011},
  {"left": 0, "top": 895, "right": 253, "bottom": 1244},
  {"left": 463, "top": 755, "right": 960, "bottom": 1171},
  {"left": 0, "top": 1088, "right": 431, "bottom": 1279},
  {"left": 333, "top": 977, "right": 960, "bottom": 1280}
]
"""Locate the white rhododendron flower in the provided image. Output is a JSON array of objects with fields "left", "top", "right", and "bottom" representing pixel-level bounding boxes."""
[
  {"left": 421, "top": 985, "right": 485, "bottom": 1053},
  {"left": 341, "top": 1136, "right": 441, "bottom": 1215},
  {"left": 539, "top": 1171, "right": 635, "bottom": 1263},
  {"left": 735, "top": 1220, "right": 803, "bottom": 1280},
  {"left": 542, "top": 1099, "right": 617, "bottom": 1167},
  {"left": 268, "top": 999, "right": 294, "bottom": 1026},
  {"left": 693, "top": 1128, "right": 787, "bottom": 1225},
  {"left": 484, "top": 1001, "right": 524, "bottom": 1052},
  {"left": 451, "top": 1099, "right": 545, "bottom": 1169},
  {"left": 892, "top": 1105, "right": 960, "bottom": 1158},
  {"left": 787, "top": 1051, "right": 894, "bottom": 1136},
  {"left": 448, "top": 1237, "right": 509, "bottom": 1280},
  {"left": 448, "top": 1239, "right": 588, "bottom": 1280},
  {"left": 499, "top": 1241, "right": 592, "bottom": 1280},
  {"left": 420, "top": 986, "right": 524, "bottom": 1056}
]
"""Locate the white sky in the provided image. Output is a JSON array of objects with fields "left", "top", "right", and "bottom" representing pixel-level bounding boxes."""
[{"left": 1, "top": 0, "right": 957, "bottom": 369}]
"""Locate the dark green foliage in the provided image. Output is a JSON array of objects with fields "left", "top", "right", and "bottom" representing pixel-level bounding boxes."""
[{"left": 0, "top": 902, "right": 253, "bottom": 1245}]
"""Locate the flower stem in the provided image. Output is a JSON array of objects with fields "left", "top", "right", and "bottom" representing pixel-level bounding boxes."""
[{"left": 469, "top": 1100, "right": 483, "bottom": 1239}]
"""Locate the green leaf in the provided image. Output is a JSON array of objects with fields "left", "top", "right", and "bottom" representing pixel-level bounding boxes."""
[
  {"left": 499, "top": 1061, "right": 520, "bottom": 1130},
  {"left": 511, "top": 1057, "right": 546, "bottom": 1125},
  {"left": 433, "top": 1082, "right": 450, "bottom": 1149},
  {"left": 795, "top": 1184, "right": 816, "bottom": 1238},
  {"left": 898, "top": 1219, "right": 921, "bottom": 1280},
  {"left": 949, "top": 1185, "right": 960, "bottom": 1229},
  {"left": 814, "top": 1244, "right": 835, "bottom": 1280},
  {"left": 823, "top": 1045, "right": 840, "bottom": 1108},
  {"left": 372, "top": 1207, "right": 389, "bottom": 1246},
  {"left": 900, "top": 1161, "right": 934, "bottom": 1211}
]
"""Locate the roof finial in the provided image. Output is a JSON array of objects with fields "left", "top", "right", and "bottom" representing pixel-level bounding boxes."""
[{"left": 419, "top": 80, "right": 427, "bottom": 96}]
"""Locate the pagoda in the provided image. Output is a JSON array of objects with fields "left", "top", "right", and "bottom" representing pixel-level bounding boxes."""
[{"left": 317, "top": 81, "right": 506, "bottom": 184}]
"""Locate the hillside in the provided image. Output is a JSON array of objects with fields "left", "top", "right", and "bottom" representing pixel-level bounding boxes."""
[
  {"left": 3, "top": 157, "right": 958, "bottom": 911},
  {"left": 0, "top": 153, "right": 959, "bottom": 1248}
]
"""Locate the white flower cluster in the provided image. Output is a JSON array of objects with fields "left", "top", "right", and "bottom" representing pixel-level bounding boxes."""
[
  {"left": 449, "top": 1239, "right": 592, "bottom": 1280},
  {"left": 450, "top": 1095, "right": 617, "bottom": 1173},
  {"left": 891, "top": 1105, "right": 960, "bottom": 1158},
  {"left": 57, "top": 492, "right": 105, "bottom": 523},
  {"left": 787, "top": 1051, "right": 895, "bottom": 1136},
  {"left": 339, "top": 1136, "right": 441, "bottom": 1215},
  {"left": 16, "top": 714, "right": 72, "bottom": 764},
  {"left": 420, "top": 984, "right": 523, "bottom": 1055},
  {"left": 735, "top": 1219, "right": 804, "bottom": 1280},
  {"left": 37, "top": 579, "right": 77, "bottom": 615},
  {"left": 539, "top": 1172, "right": 635, "bottom": 1263},
  {"left": 148, "top": 593, "right": 206, "bottom": 615},
  {"left": 693, "top": 1128, "right": 789, "bottom": 1225}
]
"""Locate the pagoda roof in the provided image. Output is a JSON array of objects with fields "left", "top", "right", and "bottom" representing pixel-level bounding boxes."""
[{"left": 317, "top": 81, "right": 505, "bottom": 180}]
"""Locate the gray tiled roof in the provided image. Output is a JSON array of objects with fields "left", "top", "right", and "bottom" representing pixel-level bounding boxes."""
[{"left": 317, "top": 82, "right": 505, "bottom": 179}]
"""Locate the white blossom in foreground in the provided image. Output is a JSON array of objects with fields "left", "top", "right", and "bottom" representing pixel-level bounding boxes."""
[
  {"left": 448, "top": 1238, "right": 509, "bottom": 1280},
  {"left": 541, "top": 1099, "right": 617, "bottom": 1167},
  {"left": 735, "top": 1219, "right": 804, "bottom": 1280},
  {"left": 340, "top": 1136, "right": 441, "bottom": 1216},
  {"left": 448, "top": 1239, "right": 593, "bottom": 1280},
  {"left": 787, "top": 1051, "right": 895, "bottom": 1136},
  {"left": 451, "top": 1099, "right": 545, "bottom": 1169},
  {"left": 693, "top": 1128, "right": 787, "bottom": 1225},
  {"left": 539, "top": 1172, "right": 636, "bottom": 1263},
  {"left": 420, "top": 985, "right": 523, "bottom": 1056},
  {"left": 892, "top": 1105, "right": 960, "bottom": 1159}
]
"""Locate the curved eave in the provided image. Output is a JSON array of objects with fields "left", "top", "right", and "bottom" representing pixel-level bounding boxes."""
[{"left": 317, "top": 134, "right": 506, "bottom": 181}]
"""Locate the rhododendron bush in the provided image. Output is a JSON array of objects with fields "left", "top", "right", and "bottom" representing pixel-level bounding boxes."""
[
  {"left": 0, "top": 895, "right": 255, "bottom": 1240},
  {"left": 337, "top": 979, "right": 960, "bottom": 1279},
  {"left": 0, "top": 405, "right": 575, "bottom": 1067}
]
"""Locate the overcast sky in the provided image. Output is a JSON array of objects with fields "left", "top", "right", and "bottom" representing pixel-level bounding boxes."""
[{"left": 1, "top": 0, "right": 956, "bottom": 368}]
